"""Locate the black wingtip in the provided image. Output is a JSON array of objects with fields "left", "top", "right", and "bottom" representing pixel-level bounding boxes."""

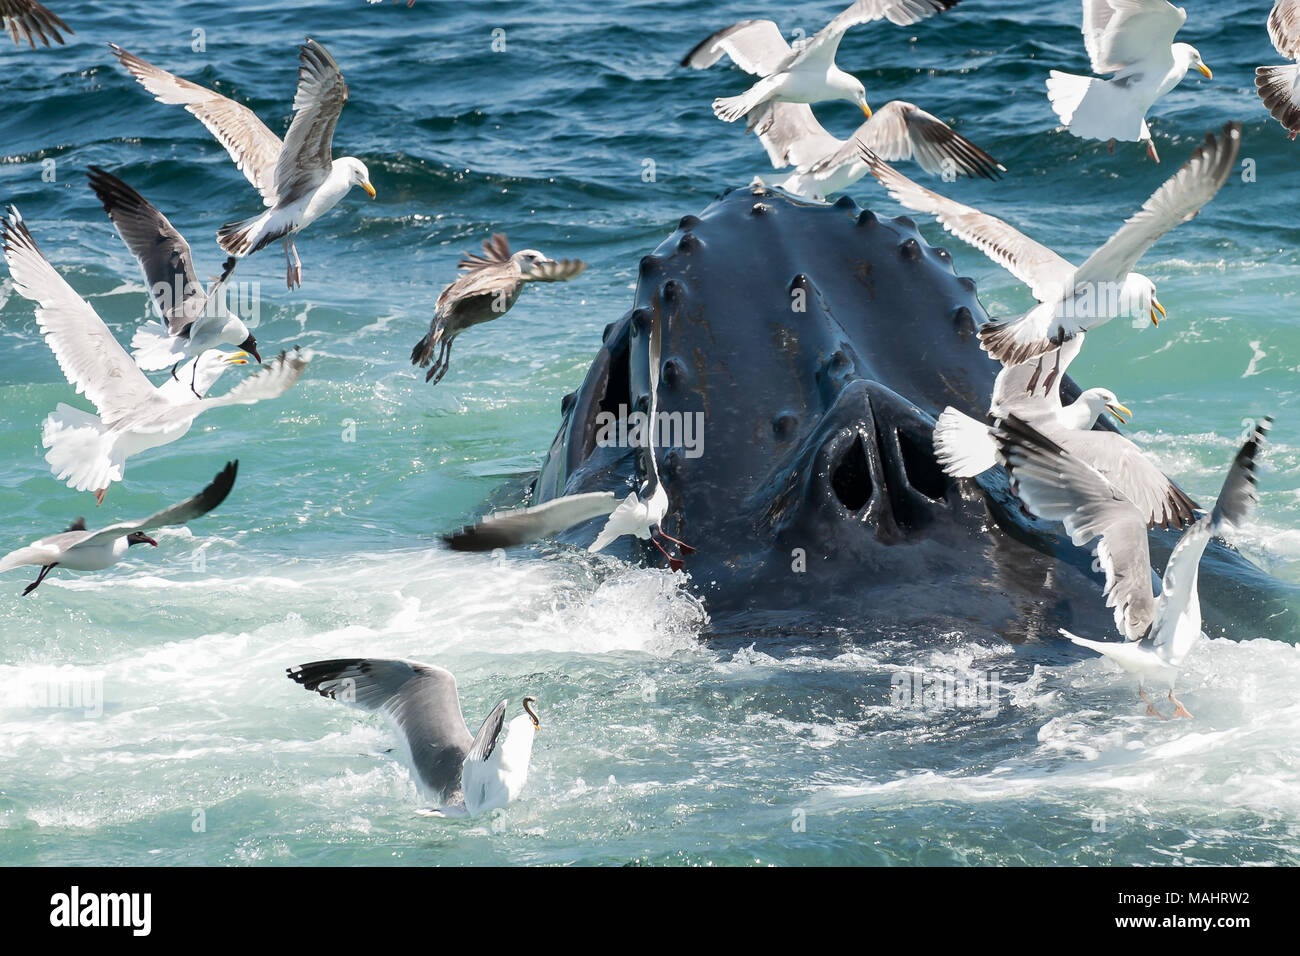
[{"left": 198, "top": 460, "right": 239, "bottom": 514}]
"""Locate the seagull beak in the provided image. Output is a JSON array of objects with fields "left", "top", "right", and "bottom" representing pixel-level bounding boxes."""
[
  {"left": 1197, "top": 62, "right": 1213, "bottom": 79},
  {"left": 1107, "top": 402, "right": 1132, "bottom": 425},
  {"left": 143, "top": 536, "right": 159, "bottom": 548},
  {"left": 1150, "top": 298, "right": 1167, "bottom": 327},
  {"left": 860, "top": 100, "right": 873, "bottom": 119},
  {"left": 224, "top": 352, "right": 250, "bottom": 365},
  {"left": 361, "top": 180, "right": 376, "bottom": 199}
]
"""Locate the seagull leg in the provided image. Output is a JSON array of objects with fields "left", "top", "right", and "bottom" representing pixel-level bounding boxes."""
[
  {"left": 428, "top": 340, "right": 454, "bottom": 385},
  {"left": 651, "top": 535, "right": 683, "bottom": 572},
  {"left": 1168, "top": 689, "right": 1193, "bottom": 720},
  {"left": 170, "top": 361, "right": 181, "bottom": 382},
  {"left": 1139, "top": 684, "right": 1167, "bottom": 720},
  {"left": 1041, "top": 349, "right": 1063, "bottom": 395},
  {"left": 22, "top": 564, "right": 57, "bottom": 596},
  {"left": 284, "top": 238, "right": 303, "bottom": 290},
  {"left": 190, "top": 361, "right": 203, "bottom": 399},
  {"left": 94, "top": 487, "right": 107, "bottom": 507},
  {"left": 291, "top": 240, "right": 302, "bottom": 289},
  {"left": 1025, "top": 357, "right": 1044, "bottom": 395},
  {"left": 657, "top": 528, "right": 696, "bottom": 555}
]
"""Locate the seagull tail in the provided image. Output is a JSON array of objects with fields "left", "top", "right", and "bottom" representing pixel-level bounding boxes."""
[
  {"left": 713, "top": 92, "right": 761, "bottom": 124},
  {"left": 42, "top": 404, "right": 121, "bottom": 494},
  {"left": 977, "top": 320, "right": 1055, "bottom": 367},
  {"left": 1059, "top": 628, "right": 1110, "bottom": 654},
  {"left": 410, "top": 327, "right": 440, "bottom": 368},
  {"left": 217, "top": 211, "right": 285, "bottom": 257},
  {"left": 1045, "top": 70, "right": 1093, "bottom": 129},
  {"left": 130, "top": 320, "right": 186, "bottom": 371},
  {"left": 933, "top": 407, "right": 997, "bottom": 478}
]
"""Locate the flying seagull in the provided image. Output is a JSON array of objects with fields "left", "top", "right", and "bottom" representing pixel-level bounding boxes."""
[
  {"left": 445, "top": 308, "right": 693, "bottom": 568},
  {"left": 682, "top": 0, "right": 963, "bottom": 123},
  {"left": 860, "top": 123, "right": 1239, "bottom": 368},
  {"left": 110, "top": 38, "right": 375, "bottom": 290},
  {"left": 287, "top": 658, "right": 539, "bottom": 817},
  {"left": 1046, "top": 0, "right": 1212, "bottom": 162},
  {"left": 748, "top": 100, "right": 1003, "bottom": 200},
  {"left": 1256, "top": 0, "right": 1300, "bottom": 140},
  {"left": 2, "top": 207, "right": 312, "bottom": 503},
  {"left": 995, "top": 415, "right": 1268, "bottom": 719},
  {"left": 0, "top": 461, "right": 238, "bottom": 596},
  {"left": 1, "top": 0, "right": 71, "bottom": 48},
  {"left": 932, "top": 339, "right": 1200, "bottom": 531},
  {"left": 410, "top": 233, "right": 586, "bottom": 385},
  {"left": 86, "top": 166, "right": 262, "bottom": 382}
]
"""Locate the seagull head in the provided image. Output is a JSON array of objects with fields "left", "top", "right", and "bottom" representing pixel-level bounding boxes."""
[
  {"left": 340, "top": 157, "right": 376, "bottom": 199},
  {"left": 849, "top": 77, "right": 871, "bottom": 118},
  {"left": 1176, "top": 43, "right": 1212, "bottom": 80},
  {"left": 1123, "top": 273, "right": 1165, "bottom": 327},
  {"left": 513, "top": 250, "right": 555, "bottom": 276},
  {"left": 521, "top": 696, "right": 540, "bottom": 731},
  {"left": 126, "top": 531, "right": 158, "bottom": 548},
  {"left": 238, "top": 334, "right": 262, "bottom": 364},
  {"left": 1095, "top": 389, "right": 1132, "bottom": 426}
]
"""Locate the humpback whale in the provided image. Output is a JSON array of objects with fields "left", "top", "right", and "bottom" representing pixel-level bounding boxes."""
[{"left": 455, "top": 186, "right": 1297, "bottom": 644}]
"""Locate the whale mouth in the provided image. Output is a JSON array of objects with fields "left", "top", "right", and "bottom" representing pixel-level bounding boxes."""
[{"left": 831, "top": 435, "right": 873, "bottom": 512}]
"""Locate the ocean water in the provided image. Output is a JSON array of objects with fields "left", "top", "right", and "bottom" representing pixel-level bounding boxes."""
[{"left": 1, "top": 0, "right": 1298, "bottom": 866}]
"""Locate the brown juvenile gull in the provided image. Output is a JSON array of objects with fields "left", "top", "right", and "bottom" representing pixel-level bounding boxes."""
[
  {"left": 110, "top": 38, "right": 375, "bottom": 290},
  {"left": 1, "top": 0, "right": 71, "bottom": 48},
  {"left": 0, "top": 461, "right": 237, "bottom": 597},
  {"left": 410, "top": 233, "right": 586, "bottom": 386},
  {"left": 1256, "top": 0, "right": 1300, "bottom": 139}
]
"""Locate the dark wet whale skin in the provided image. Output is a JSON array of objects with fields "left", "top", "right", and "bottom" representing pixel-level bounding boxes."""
[{"left": 528, "top": 186, "right": 1297, "bottom": 644}]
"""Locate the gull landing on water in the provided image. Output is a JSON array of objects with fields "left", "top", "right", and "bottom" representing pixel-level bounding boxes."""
[
  {"left": 410, "top": 233, "right": 587, "bottom": 386},
  {"left": 682, "top": 0, "right": 963, "bottom": 123},
  {"left": 860, "top": 123, "right": 1239, "bottom": 369},
  {"left": 1046, "top": 0, "right": 1212, "bottom": 163},
  {"left": 0, "top": 461, "right": 237, "bottom": 596},
  {"left": 86, "top": 166, "right": 261, "bottom": 383},
  {"left": 110, "top": 38, "right": 376, "bottom": 290},
  {"left": 287, "top": 659, "right": 539, "bottom": 817},
  {"left": 995, "top": 415, "right": 1269, "bottom": 720}
]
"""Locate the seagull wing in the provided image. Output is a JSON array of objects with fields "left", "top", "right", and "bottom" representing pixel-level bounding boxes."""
[
  {"left": 444, "top": 492, "right": 619, "bottom": 552},
  {"left": 457, "top": 233, "right": 512, "bottom": 271},
  {"left": 2, "top": 208, "right": 159, "bottom": 427},
  {"left": 192, "top": 348, "right": 312, "bottom": 410},
  {"left": 110, "top": 44, "right": 283, "bottom": 207},
  {"left": 805, "top": 0, "right": 962, "bottom": 62},
  {"left": 861, "top": 149, "right": 1073, "bottom": 301},
  {"left": 80, "top": 461, "right": 238, "bottom": 548},
  {"left": 465, "top": 699, "right": 509, "bottom": 764},
  {"left": 272, "top": 38, "right": 349, "bottom": 204},
  {"left": 1081, "top": 0, "right": 1186, "bottom": 74},
  {"left": 1056, "top": 428, "right": 1199, "bottom": 531},
  {"left": 995, "top": 415, "right": 1156, "bottom": 641},
  {"left": 1, "top": 0, "right": 71, "bottom": 47},
  {"left": 1074, "top": 123, "right": 1240, "bottom": 286},
  {"left": 86, "top": 166, "right": 206, "bottom": 334},
  {"left": 839, "top": 101, "right": 1003, "bottom": 180},
  {"left": 522, "top": 258, "right": 587, "bottom": 283},
  {"left": 286, "top": 658, "right": 475, "bottom": 803},
  {"left": 1269, "top": 0, "right": 1300, "bottom": 59},
  {"left": 748, "top": 102, "right": 844, "bottom": 170},
  {"left": 680, "top": 19, "right": 792, "bottom": 75}
]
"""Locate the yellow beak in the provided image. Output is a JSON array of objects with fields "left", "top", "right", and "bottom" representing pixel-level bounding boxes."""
[
  {"left": 223, "top": 351, "right": 250, "bottom": 365},
  {"left": 1197, "top": 62, "right": 1213, "bottom": 79},
  {"left": 1107, "top": 403, "right": 1132, "bottom": 425},
  {"left": 1150, "top": 298, "right": 1167, "bottom": 327},
  {"left": 361, "top": 180, "right": 376, "bottom": 199},
  {"left": 860, "top": 101, "right": 873, "bottom": 119}
]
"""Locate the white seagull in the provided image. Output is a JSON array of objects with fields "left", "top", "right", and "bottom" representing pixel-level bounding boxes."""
[
  {"left": 995, "top": 415, "right": 1268, "bottom": 719},
  {"left": 287, "top": 658, "right": 540, "bottom": 817},
  {"left": 444, "top": 310, "right": 693, "bottom": 569},
  {"left": 2, "top": 208, "right": 312, "bottom": 504},
  {"left": 0, "top": 461, "right": 237, "bottom": 596},
  {"left": 111, "top": 38, "right": 375, "bottom": 290},
  {"left": 934, "top": 347, "right": 1199, "bottom": 530},
  {"left": 1046, "top": 0, "right": 1212, "bottom": 162},
  {"left": 1256, "top": 0, "right": 1300, "bottom": 140},
  {"left": 682, "top": 0, "right": 963, "bottom": 123},
  {"left": 1, "top": 0, "right": 70, "bottom": 47},
  {"left": 748, "top": 100, "right": 1003, "bottom": 200},
  {"left": 87, "top": 166, "right": 262, "bottom": 384},
  {"left": 860, "top": 123, "right": 1239, "bottom": 368}
]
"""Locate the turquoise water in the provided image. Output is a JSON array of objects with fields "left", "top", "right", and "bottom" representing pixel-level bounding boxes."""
[{"left": 1, "top": 0, "right": 1298, "bottom": 865}]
